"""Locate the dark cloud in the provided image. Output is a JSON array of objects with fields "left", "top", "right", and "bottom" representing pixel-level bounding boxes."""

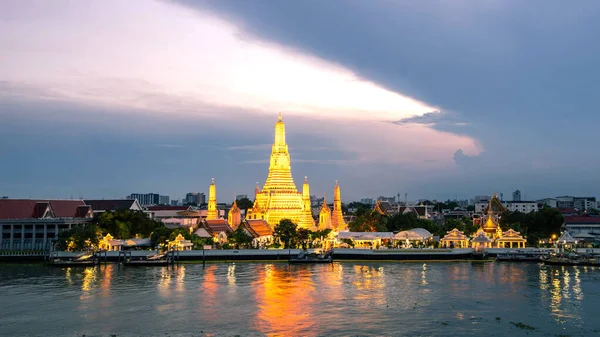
[{"left": 167, "top": 0, "right": 600, "bottom": 198}]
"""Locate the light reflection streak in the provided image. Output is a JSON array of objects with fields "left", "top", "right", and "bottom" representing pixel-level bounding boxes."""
[
  {"left": 352, "top": 265, "right": 386, "bottom": 307},
  {"left": 175, "top": 265, "right": 186, "bottom": 293},
  {"left": 253, "top": 264, "right": 316, "bottom": 336},
  {"left": 227, "top": 264, "right": 236, "bottom": 287},
  {"left": 541, "top": 266, "right": 585, "bottom": 325},
  {"left": 200, "top": 265, "right": 219, "bottom": 322},
  {"left": 157, "top": 267, "right": 172, "bottom": 298},
  {"left": 422, "top": 263, "right": 428, "bottom": 286}
]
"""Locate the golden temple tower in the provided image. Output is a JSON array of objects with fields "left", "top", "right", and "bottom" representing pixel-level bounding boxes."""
[
  {"left": 246, "top": 113, "right": 316, "bottom": 229},
  {"left": 330, "top": 180, "right": 347, "bottom": 231},
  {"left": 206, "top": 178, "right": 218, "bottom": 220},
  {"left": 318, "top": 194, "right": 332, "bottom": 230},
  {"left": 228, "top": 199, "right": 241, "bottom": 229},
  {"left": 298, "top": 176, "right": 316, "bottom": 230}
]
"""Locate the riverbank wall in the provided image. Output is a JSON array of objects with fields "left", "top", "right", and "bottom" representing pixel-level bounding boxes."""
[{"left": 1, "top": 247, "right": 576, "bottom": 264}]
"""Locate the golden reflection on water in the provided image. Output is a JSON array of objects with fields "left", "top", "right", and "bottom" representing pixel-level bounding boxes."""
[
  {"left": 200, "top": 265, "right": 220, "bottom": 322},
  {"left": 253, "top": 264, "right": 316, "bottom": 336},
  {"left": 65, "top": 267, "right": 73, "bottom": 286},
  {"left": 352, "top": 265, "right": 386, "bottom": 306},
  {"left": 175, "top": 265, "right": 186, "bottom": 294},
  {"left": 542, "top": 266, "right": 584, "bottom": 325},
  {"left": 227, "top": 264, "right": 236, "bottom": 287},
  {"left": 100, "top": 265, "right": 113, "bottom": 298}
]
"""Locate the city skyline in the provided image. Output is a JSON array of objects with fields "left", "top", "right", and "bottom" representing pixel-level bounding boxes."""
[{"left": 2, "top": 0, "right": 600, "bottom": 201}]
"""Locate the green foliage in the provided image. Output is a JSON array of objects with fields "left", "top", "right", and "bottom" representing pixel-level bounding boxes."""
[
  {"left": 297, "top": 228, "right": 311, "bottom": 249},
  {"left": 499, "top": 208, "right": 564, "bottom": 245},
  {"left": 349, "top": 210, "right": 388, "bottom": 232},
  {"left": 55, "top": 223, "right": 101, "bottom": 251},
  {"left": 311, "top": 229, "right": 332, "bottom": 241},
  {"left": 94, "top": 210, "right": 162, "bottom": 239},
  {"left": 150, "top": 226, "right": 172, "bottom": 247},
  {"left": 273, "top": 219, "right": 298, "bottom": 248},
  {"left": 341, "top": 238, "right": 355, "bottom": 247},
  {"left": 229, "top": 226, "right": 254, "bottom": 248},
  {"left": 235, "top": 197, "right": 253, "bottom": 211}
]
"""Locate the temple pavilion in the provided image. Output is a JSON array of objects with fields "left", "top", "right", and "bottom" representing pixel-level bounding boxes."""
[
  {"left": 440, "top": 228, "right": 470, "bottom": 248},
  {"left": 496, "top": 228, "right": 527, "bottom": 248},
  {"left": 464, "top": 194, "right": 528, "bottom": 248}
]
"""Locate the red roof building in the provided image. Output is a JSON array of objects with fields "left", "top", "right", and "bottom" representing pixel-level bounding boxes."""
[{"left": 0, "top": 199, "right": 92, "bottom": 251}]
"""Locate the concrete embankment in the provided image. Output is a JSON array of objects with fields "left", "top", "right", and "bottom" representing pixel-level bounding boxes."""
[{"left": 1, "top": 248, "right": 478, "bottom": 263}]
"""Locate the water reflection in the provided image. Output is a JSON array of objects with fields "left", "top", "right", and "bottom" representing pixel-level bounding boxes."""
[
  {"left": 200, "top": 265, "right": 220, "bottom": 322},
  {"left": 2, "top": 262, "right": 599, "bottom": 337},
  {"left": 227, "top": 264, "right": 236, "bottom": 287},
  {"left": 253, "top": 264, "right": 316, "bottom": 336},
  {"left": 541, "top": 266, "right": 585, "bottom": 325}
]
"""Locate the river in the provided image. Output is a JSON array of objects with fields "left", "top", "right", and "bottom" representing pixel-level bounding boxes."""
[{"left": 1, "top": 262, "right": 599, "bottom": 336}]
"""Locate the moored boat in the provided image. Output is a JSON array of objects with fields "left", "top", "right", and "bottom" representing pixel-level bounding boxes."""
[
  {"left": 496, "top": 249, "right": 549, "bottom": 262},
  {"left": 289, "top": 250, "right": 333, "bottom": 264},
  {"left": 541, "top": 253, "right": 600, "bottom": 267}
]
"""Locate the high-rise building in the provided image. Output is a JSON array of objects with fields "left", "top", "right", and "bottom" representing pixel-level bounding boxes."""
[
  {"left": 512, "top": 190, "right": 522, "bottom": 202},
  {"left": 185, "top": 192, "right": 205, "bottom": 206},
  {"left": 360, "top": 198, "right": 375, "bottom": 205},
  {"left": 159, "top": 195, "right": 170, "bottom": 205},
  {"left": 127, "top": 193, "right": 169, "bottom": 206}
]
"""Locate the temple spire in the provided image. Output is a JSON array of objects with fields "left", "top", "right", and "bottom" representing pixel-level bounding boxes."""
[
  {"left": 263, "top": 113, "right": 296, "bottom": 193},
  {"left": 331, "top": 180, "right": 346, "bottom": 231},
  {"left": 206, "top": 178, "right": 218, "bottom": 220}
]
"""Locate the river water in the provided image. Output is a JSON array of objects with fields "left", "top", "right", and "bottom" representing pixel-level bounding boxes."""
[{"left": 0, "top": 262, "right": 599, "bottom": 337}]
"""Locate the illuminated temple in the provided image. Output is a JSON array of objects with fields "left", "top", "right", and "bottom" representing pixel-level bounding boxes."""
[{"left": 246, "top": 114, "right": 345, "bottom": 231}]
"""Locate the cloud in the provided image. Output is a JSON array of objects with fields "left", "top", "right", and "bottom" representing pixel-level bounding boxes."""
[{"left": 0, "top": 0, "right": 438, "bottom": 123}]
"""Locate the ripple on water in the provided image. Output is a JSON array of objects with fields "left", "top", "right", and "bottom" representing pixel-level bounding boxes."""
[{"left": 1, "top": 262, "right": 599, "bottom": 336}]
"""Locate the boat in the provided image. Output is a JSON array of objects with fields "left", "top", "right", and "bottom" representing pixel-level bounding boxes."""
[
  {"left": 289, "top": 250, "right": 333, "bottom": 264},
  {"left": 541, "top": 253, "right": 600, "bottom": 267},
  {"left": 47, "top": 251, "right": 98, "bottom": 267},
  {"left": 123, "top": 252, "right": 172, "bottom": 266},
  {"left": 124, "top": 259, "right": 171, "bottom": 266},
  {"left": 496, "top": 249, "right": 549, "bottom": 262}
]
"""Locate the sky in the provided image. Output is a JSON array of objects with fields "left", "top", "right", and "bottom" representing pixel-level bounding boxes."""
[{"left": 1, "top": 0, "right": 599, "bottom": 203}]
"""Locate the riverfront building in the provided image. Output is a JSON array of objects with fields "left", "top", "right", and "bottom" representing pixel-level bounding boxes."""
[
  {"left": 0, "top": 199, "right": 92, "bottom": 250},
  {"left": 246, "top": 114, "right": 345, "bottom": 230}
]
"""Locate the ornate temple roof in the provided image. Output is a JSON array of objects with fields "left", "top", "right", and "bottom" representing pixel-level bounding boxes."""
[
  {"left": 484, "top": 193, "right": 507, "bottom": 214},
  {"left": 372, "top": 200, "right": 388, "bottom": 216},
  {"left": 242, "top": 219, "right": 273, "bottom": 238},
  {"left": 440, "top": 228, "right": 468, "bottom": 241},
  {"left": 472, "top": 232, "right": 493, "bottom": 243},
  {"left": 498, "top": 228, "right": 526, "bottom": 242}
]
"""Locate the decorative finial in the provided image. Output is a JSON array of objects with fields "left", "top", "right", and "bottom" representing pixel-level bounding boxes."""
[
  {"left": 304, "top": 176, "right": 308, "bottom": 183},
  {"left": 335, "top": 180, "right": 339, "bottom": 186},
  {"left": 278, "top": 112, "right": 282, "bottom": 121},
  {"left": 211, "top": 177, "right": 214, "bottom": 183}
]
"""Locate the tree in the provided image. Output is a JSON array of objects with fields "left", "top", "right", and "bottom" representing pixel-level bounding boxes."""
[
  {"left": 273, "top": 219, "right": 298, "bottom": 248},
  {"left": 297, "top": 228, "right": 311, "bottom": 249},
  {"left": 55, "top": 223, "right": 101, "bottom": 251},
  {"left": 150, "top": 226, "right": 172, "bottom": 248},
  {"left": 94, "top": 210, "right": 162, "bottom": 239},
  {"left": 349, "top": 211, "right": 388, "bottom": 232},
  {"left": 236, "top": 197, "right": 253, "bottom": 212},
  {"left": 229, "top": 226, "right": 254, "bottom": 248}
]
